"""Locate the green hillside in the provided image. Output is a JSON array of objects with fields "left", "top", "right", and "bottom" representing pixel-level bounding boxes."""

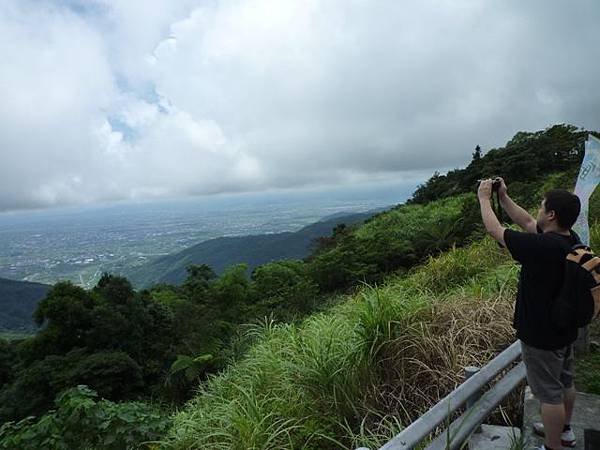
[
  {"left": 124, "top": 210, "right": 380, "bottom": 288},
  {"left": 162, "top": 236, "right": 519, "bottom": 449},
  {"left": 2, "top": 124, "right": 599, "bottom": 449},
  {"left": 0, "top": 278, "right": 51, "bottom": 332},
  {"left": 162, "top": 234, "right": 600, "bottom": 450}
]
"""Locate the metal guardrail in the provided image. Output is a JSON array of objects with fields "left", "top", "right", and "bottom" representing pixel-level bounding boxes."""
[{"left": 356, "top": 340, "right": 526, "bottom": 450}]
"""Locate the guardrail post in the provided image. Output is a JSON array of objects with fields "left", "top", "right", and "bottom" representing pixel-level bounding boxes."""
[{"left": 464, "top": 366, "right": 481, "bottom": 433}]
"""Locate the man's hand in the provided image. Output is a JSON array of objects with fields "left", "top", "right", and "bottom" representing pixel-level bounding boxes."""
[
  {"left": 495, "top": 177, "right": 538, "bottom": 233},
  {"left": 496, "top": 177, "right": 508, "bottom": 198},
  {"left": 478, "top": 179, "right": 493, "bottom": 202},
  {"left": 477, "top": 178, "right": 506, "bottom": 246}
]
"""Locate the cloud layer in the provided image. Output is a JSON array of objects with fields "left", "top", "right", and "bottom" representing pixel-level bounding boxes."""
[{"left": 1, "top": 0, "right": 599, "bottom": 211}]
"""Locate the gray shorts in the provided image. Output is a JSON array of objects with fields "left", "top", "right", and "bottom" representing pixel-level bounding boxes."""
[{"left": 520, "top": 341, "right": 575, "bottom": 405}]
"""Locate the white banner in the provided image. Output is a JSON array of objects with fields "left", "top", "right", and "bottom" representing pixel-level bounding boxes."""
[{"left": 573, "top": 134, "right": 600, "bottom": 246}]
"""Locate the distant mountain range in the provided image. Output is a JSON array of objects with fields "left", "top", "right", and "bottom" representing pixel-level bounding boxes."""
[
  {"left": 123, "top": 209, "right": 384, "bottom": 288},
  {"left": 0, "top": 278, "right": 51, "bottom": 332}
]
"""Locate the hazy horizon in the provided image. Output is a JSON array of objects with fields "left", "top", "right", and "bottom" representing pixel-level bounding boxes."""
[{"left": 0, "top": 177, "right": 416, "bottom": 287}]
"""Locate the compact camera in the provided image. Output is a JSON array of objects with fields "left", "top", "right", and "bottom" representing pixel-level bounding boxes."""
[
  {"left": 491, "top": 178, "right": 502, "bottom": 192},
  {"left": 478, "top": 177, "right": 502, "bottom": 191}
]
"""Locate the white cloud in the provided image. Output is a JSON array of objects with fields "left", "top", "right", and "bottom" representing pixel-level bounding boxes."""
[
  {"left": 1, "top": 0, "right": 599, "bottom": 211},
  {"left": 0, "top": 0, "right": 116, "bottom": 209}
]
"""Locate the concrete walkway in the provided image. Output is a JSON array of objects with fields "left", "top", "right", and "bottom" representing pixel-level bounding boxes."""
[
  {"left": 468, "top": 424, "right": 521, "bottom": 449},
  {"left": 522, "top": 386, "right": 600, "bottom": 450}
]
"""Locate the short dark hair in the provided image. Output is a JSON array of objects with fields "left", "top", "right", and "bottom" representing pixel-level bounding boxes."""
[{"left": 543, "top": 189, "right": 581, "bottom": 230}]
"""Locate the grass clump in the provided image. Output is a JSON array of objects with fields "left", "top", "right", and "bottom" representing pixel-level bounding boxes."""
[
  {"left": 164, "top": 313, "right": 369, "bottom": 449},
  {"left": 575, "top": 320, "right": 600, "bottom": 395},
  {"left": 406, "top": 237, "right": 511, "bottom": 295}
]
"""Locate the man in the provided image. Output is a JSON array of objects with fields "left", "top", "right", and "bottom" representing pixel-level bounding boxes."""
[{"left": 478, "top": 178, "right": 581, "bottom": 450}]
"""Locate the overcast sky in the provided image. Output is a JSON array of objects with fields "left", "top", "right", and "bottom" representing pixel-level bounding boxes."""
[{"left": 1, "top": 0, "right": 599, "bottom": 212}]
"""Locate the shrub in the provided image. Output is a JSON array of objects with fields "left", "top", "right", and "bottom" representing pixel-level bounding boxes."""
[
  {"left": 0, "top": 350, "right": 144, "bottom": 422},
  {"left": 0, "top": 385, "right": 170, "bottom": 450}
]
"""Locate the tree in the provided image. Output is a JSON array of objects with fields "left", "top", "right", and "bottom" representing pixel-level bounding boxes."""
[
  {"left": 251, "top": 261, "right": 319, "bottom": 315},
  {"left": 210, "top": 264, "right": 253, "bottom": 319},
  {"left": 0, "top": 339, "right": 15, "bottom": 388},
  {"left": 0, "top": 350, "right": 143, "bottom": 422},
  {"left": 26, "top": 282, "right": 93, "bottom": 361},
  {"left": 8, "top": 274, "right": 179, "bottom": 421},
  {"left": 182, "top": 264, "right": 217, "bottom": 300},
  {"left": 93, "top": 273, "right": 135, "bottom": 305}
]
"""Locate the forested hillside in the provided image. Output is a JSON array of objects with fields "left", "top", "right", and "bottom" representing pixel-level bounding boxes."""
[
  {"left": 1, "top": 124, "right": 598, "bottom": 449},
  {"left": 124, "top": 210, "right": 380, "bottom": 288},
  {"left": 410, "top": 124, "right": 591, "bottom": 206}
]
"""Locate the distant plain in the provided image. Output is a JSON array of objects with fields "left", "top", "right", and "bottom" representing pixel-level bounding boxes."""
[{"left": 0, "top": 180, "right": 416, "bottom": 288}]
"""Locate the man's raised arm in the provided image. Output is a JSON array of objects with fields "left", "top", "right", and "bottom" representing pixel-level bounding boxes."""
[{"left": 497, "top": 178, "right": 537, "bottom": 233}]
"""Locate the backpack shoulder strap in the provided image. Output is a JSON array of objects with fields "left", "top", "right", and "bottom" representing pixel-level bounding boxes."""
[
  {"left": 567, "top": 245, "right": 592, "bottom": 264},
  {"left": 582, "top": 256, "right": 600, "bottom": 270},
  {"left": 568, "top": 245, "right": 600, "bottom": 285}
]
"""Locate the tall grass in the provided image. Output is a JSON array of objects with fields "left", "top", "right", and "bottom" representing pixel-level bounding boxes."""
[
  {"left": 162, "top": 234, "right": 521, "bottom": 449},
  {"left": 405, "top": 237, "right": 510, "bottom": 295},
  {"left": 354, "top": 196, "right": 468, "bottom": 241}
]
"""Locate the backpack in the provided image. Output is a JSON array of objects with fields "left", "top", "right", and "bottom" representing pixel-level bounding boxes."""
[{"left": 551, "top": 244, "right": 600, "bottom": 330}]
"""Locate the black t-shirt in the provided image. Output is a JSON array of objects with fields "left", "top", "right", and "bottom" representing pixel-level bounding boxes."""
[{"left": 504, "top": 227, "right": 580, "bottom": 350}]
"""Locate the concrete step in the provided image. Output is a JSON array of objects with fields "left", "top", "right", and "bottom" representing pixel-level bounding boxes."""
[
  {"left": 468, "top": 424, "right": 521, "bottom": 450},
  {"left": 522, "top": 386, "right": 600, "bottom": 450}
]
